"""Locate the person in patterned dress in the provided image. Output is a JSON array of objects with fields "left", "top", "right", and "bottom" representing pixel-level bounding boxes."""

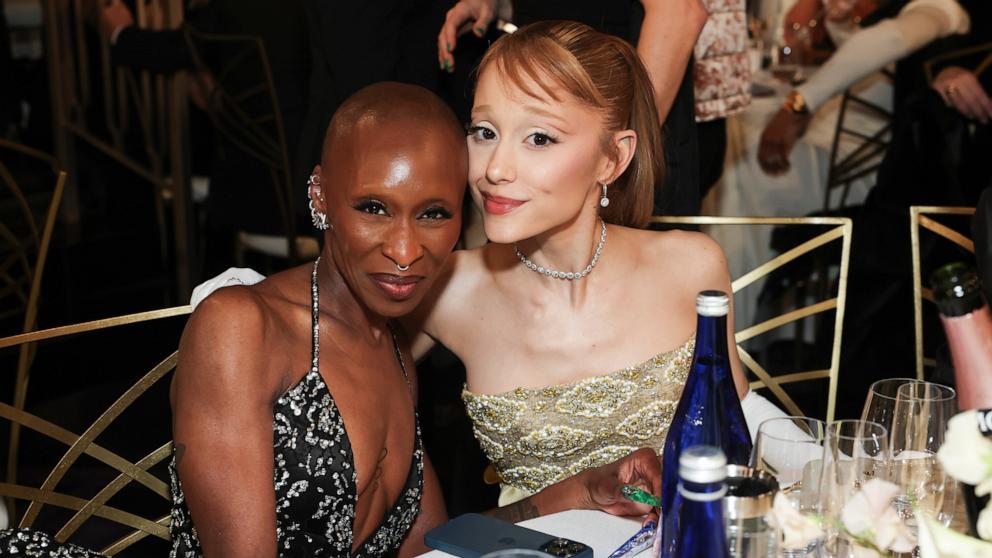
[{"left": 1, "top": 81, "right": 662, "bottom": 558}]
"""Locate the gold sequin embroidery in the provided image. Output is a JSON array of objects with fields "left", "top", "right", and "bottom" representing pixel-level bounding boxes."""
[
  {"left": 554, "top": 378, "right": 638, "bottom": 418},
  {"left": 463, "top": 336, "right": 695, "bottom": 494},
  {"left": 517, "top": 425, "right": 595, "bottom": 459},
  {"left": 617, "top": 400, "right": 679, "bottom": 440},
  {"left": 464, "top": 394, "right": 526, "bottom": 434}
]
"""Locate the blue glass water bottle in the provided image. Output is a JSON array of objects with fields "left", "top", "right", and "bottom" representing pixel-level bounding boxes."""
[
  {"left": 660, "top": 290, "right": 751, "bottom": 516},
  {"left": 670, "top": 446, "right": 731, "bottom": 558}
]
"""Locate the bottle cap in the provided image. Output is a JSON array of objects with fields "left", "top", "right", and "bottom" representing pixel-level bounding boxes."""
[
  {"left": 696, "top": 290, "right": 730, "bottom": 317},
  {"left": 930, "top": 262, "right": 987, "bottom": 317},
  {"left": 679, "top": 445, "right": 727, "bottom": 484}
]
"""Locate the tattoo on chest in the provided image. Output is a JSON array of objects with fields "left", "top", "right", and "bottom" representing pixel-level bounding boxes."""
[{"left": 358, "top": 447, "right": 389, "bottom": 498}]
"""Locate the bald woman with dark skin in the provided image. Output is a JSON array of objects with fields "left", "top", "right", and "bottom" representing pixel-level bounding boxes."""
[{"left": 169, "top": 82, "right": 661, "bottom": 558}]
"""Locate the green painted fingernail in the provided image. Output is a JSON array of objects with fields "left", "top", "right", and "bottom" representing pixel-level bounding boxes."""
[
  {"left": 474, "top": 27, "right": 485, "bottom": 36},
  {"left": 621, "top": 485, "right": 661, "bottom": 507}
]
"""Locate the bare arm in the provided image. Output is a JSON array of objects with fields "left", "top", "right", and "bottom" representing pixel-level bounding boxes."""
[
  {"left": 637, "top": 0, "right": 708, "bottom": 122},
  {"left": 171, "top": 290, "right": 280, "bottom": 558},
  {"left": 485, "top": 448, "right": 662, "bottom": 525}
]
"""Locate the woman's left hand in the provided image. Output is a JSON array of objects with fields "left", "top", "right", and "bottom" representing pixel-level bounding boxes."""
[{"left": 581, "top": 448, "right": 662, "bottom": 524}]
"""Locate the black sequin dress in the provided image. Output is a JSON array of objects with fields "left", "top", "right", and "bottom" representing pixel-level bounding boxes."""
[
  {"left": 0, "top": 259, "right": 424, "bottom": 558},
  {"left": 171, "top": 259, "right": 424, "bottom": 557}
]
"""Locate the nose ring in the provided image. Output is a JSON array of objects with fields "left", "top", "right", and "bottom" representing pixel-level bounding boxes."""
[{"left": 396, "top": 263, "right": 410, "bottom": 272}]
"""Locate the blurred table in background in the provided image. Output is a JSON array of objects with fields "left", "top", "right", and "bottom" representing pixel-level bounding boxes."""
[{"left": 703, "top": 69, "right": 892, "bottom": 330}]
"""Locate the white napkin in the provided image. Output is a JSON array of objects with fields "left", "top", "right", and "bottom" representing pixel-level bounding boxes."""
[{"left": 190, "top": 267, "right": 266, "bottom": 310}]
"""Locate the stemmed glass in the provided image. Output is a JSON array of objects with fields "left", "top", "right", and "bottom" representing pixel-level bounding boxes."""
[
  {"left": 817, "top": 420, "right": 889, "bottom": 558},
  {"left": 888, "top": 382, "right": 958, "bottom": 528},
  {"left": 751, "top": 417, "right": 827, "bottom": 557},
  {"left": 861, "top": 378, "right": 920, "bottom": 435}
]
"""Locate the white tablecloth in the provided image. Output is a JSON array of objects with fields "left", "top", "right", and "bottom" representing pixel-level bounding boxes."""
[
  {"left": 702, "top": 70, "right": 892, "bottom": 331},
  {"left": 418, "top": 510, "right": 643, "bottom": 558}
]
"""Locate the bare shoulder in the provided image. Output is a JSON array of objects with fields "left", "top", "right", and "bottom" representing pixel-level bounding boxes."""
[
  {"left": 177, "top": 266, "right": 307, "bottom": 401},
  {"left": 623, "top": 227, "right": 731, "bottom": 288}
]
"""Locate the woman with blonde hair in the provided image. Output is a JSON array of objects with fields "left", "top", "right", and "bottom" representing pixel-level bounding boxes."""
[{"left": 409, "top": 20, "right": 781, "bottom": 510}]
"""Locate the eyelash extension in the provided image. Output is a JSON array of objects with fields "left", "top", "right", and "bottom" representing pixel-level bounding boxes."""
[
  {"left": 466, "top": 124, "right": 492, "bottom": 137},
  {"left": 354, "top": 199, "right": 387, "bottom": 215},
  {"left": 531, "top": 132, "right": 560, "bottom": 145}
]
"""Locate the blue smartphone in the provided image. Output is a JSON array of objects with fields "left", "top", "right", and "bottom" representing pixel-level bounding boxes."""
[{"left": 425, "top": 513, "right": 593, "bottom": 558}]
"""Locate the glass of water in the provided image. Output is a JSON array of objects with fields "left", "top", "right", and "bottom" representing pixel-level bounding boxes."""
[{"left": 751, "top": 416, "right": 827, "bottom": 557}]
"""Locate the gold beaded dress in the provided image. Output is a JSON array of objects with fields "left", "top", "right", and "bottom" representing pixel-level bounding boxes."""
[{"left": 462, "top": 336, "right": 695, "bottom": 505}]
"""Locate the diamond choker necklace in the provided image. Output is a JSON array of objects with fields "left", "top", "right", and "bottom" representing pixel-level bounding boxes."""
[{"left": 514, "top": 218, "right": 607, "bottom": 281}]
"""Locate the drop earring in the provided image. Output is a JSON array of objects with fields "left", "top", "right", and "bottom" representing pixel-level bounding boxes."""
[
  {"left": 308, "top": 174, "right": 329, "bottom": 231},
  {"left": 599, "top": 183, "right": 610, "bottom": 208}
]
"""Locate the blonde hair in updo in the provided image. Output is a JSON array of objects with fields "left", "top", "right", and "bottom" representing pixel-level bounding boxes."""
[{"left": 477, "top": 20, "right": 663, "bottom": 229}]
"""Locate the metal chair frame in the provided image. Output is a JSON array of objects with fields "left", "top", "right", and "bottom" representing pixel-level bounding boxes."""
[
  {"left": 652, "top": 216, "right": 852, "bottom": 421},
  {"left": 0, "top": 305, "right": 191, "bottom": 554},
  {"left": 910, "top": 205, "right": 976, "bottom": 380},
  {"left": 183, "top": 27, "right": 310, "bottom": 266},
  {"left": 823, "top": 77, "right": 894, "bottom": 211},
  {"left": 1, "top": 140, "right": 67, "bottom": 516}
]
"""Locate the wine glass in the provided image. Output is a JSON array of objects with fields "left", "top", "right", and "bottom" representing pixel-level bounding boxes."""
[
  {"left": 751, "top": 417, "right": 826, "bottom": 557},
  {"left": 818, "top": 420, "right": 889, "bottom": 558},
  {"left": 889, "top": 381, "right": 958, "bottom": 528},
  {"left": 861, "top": 378, "right": 920, "bottom": 435}
]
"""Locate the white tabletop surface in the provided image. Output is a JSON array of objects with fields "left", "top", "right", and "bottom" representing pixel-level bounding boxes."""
[{"left": 418, "top": 510, "right": 644, "bottom": 558}]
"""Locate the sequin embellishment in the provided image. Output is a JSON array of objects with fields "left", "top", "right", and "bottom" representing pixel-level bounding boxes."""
[{"left": 463, "top": 336, "right": 694, "bottom": 496}]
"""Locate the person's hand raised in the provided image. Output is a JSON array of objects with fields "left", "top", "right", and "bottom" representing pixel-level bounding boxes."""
[
  {"left": 934, "top": 66, "right": 992, "bottom": 125},
  {"left": 437, "top": 0, "right": 497, "bottom": 73}
]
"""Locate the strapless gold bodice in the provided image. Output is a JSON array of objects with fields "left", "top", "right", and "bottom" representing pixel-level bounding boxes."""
[{"left": 462, "top": 336, "right": 694, "bottom": 501}]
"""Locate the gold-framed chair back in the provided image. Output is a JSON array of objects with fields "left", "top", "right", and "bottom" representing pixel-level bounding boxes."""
[
  {"left": 0, "top": 305, "right": 190, "bottom": 555},
  {"left": 0, "top": 140, "right": 65, "bottom": 330},
  {"left": 184, "top": 28, "right": 317, "bottom": 267},
  {"left": 43, "top": 0, "right": 194, "bottom": 296},
  {"left": 910, "top": 205, "right": 976, "bottom": 380},
  {"left": 651, "top": 216, "right": 853, "bottom": 422},
  {"left": 0, "top": 140, "right": 67, "bottom": 505}
]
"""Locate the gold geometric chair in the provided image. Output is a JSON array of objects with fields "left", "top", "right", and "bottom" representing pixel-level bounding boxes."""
[
  {"left": 0, "top": 139, "right": 66, "bottom": 509},
  {"left": 0, "top": 305, "right": 190, "bottom": 554},
  {"left": 909, "top": 205, "right": 976, "bottom": 380},
  {"left": 651, "top": 216, "right": 853, "bottom": 422},
  {"left": 184, "top": 28, "right": 319, "bottom": 268}
]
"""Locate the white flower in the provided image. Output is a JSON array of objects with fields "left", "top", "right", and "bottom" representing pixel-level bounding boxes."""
[
  {"left": 840, "top": 479, "right": 916, "bottom": 554},
  {"left": 937, "top": 411, "right": 992, "bottom": 490},
  {"left": 767, "top": 492, "right": 823, "bottom": 549},
  {"left": 917, "top": 509, "right": 992, "bottom": 558},
  {"left": 979, "top": 501, "right": 992, "bottom": 542}
]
